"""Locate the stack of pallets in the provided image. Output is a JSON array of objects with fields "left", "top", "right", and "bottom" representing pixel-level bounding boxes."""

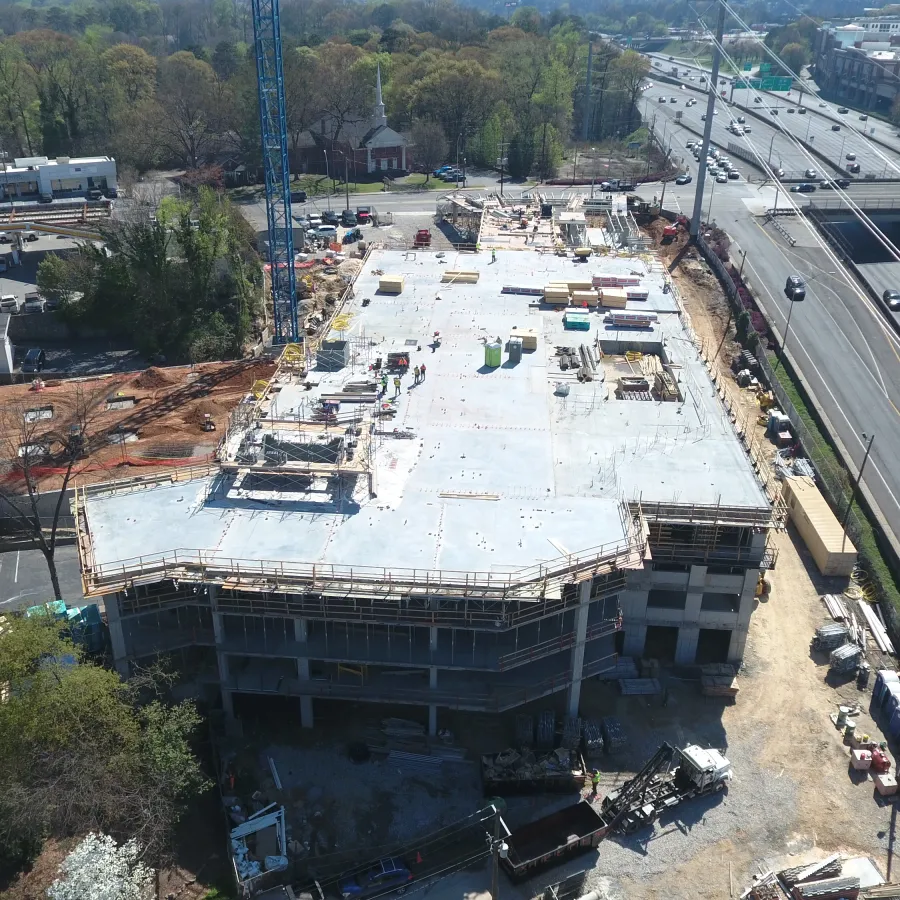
[{"left": 700, "top": 664, "right": 739, "bottom": 699}]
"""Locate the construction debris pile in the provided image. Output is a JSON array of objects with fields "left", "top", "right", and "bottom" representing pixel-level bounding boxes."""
[
  {"left": 481, "top": 747, "right": 587, "bottom": 794},
  {"left": 365, "top": 718, "right": 466, "bottom": 764},
  {"left": 742, "top": 854, "right": 899, "bottom": 900}
]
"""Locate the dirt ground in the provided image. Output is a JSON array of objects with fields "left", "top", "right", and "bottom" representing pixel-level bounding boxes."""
[{"left": 0, "top": 359, "right": 276, "bottom": 491}]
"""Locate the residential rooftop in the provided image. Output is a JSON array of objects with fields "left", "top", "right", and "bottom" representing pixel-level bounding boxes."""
[{"left": 77, "top": 248, "right": 772, "bottom": 593}]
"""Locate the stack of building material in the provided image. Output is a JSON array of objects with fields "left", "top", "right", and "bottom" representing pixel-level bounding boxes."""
[
  {"left": 700, "top": 664, "right": 739, "bottom": 698},
  {"left": 625, "top": 287, "right": 650, "bottom": 301},
  {"left": 593, "top": 275, "right": 641, "bottom": 288},
  {"left": 582, "top": 720, "right": 604, "bottom": 759},
  {"left": 791, "top": 876, "right": 860, "bottom": 899},
  {"left": 600, "top": 716, "right": 628, "bottom": 754},
  {"left": 779, "top": 855, "right": 842, "bottom": 887},
  {"left": 861, "top": 885, "right": 900, "bottom": 899},
  {"left": 571, "top": 290, "right": 599, "bottom": 307},
  {"left": 618, "top": 678, "right": 661, "bottom": 695},
  {"left": 604, "top": 311, "right": 657, "bottom": 328},
  {"left": 388, "top": 750, "right": 444, "bottom": 774},
  {"left": 537, "top": 710, "right": 556, "bottom": 748},
  {"left": 812, "top": 623, "right": 850, "bottom": 651},
  {"left": 599, "top": 288, "right": 628, "bottom": 309},
  {"left": 561, "top": 717, "right": 582, "bottom": 750},
  {"left": 566, "top": 280, "right": 593, "bottom": 291},
  {"left": 822, "top": 594, "right": 851, "bottom": 622},
  {"left": 830, "top": 643, "right": 862, "bottom": 673},
  {"left": 441, "top": 271, "right": 479, "bottom": 283},
  {"left": 511, "top": 327, "right": 539, "bottom": 351},
  {"left": 747, "top": 872, "right": 788, "bottom": 900},
  {"left": 502, "top": 285, "right": 544, "bottom": 296},
  {"left": 563, "top": 310, "right": 591, "bottom": 331},
  {"left": 543, "top": 284, "right": 570, "bottom": 305},
  {"left": 378, "top": 275, "right": 405, "bottom": 294},
  {"left": 857, "top": 600, "right": 895, "bottom": 654},
  {"left": 516, "top": 714, "right": 535, "bottom": 747}
]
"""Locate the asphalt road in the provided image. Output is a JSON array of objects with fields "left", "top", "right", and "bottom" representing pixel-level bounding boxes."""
[
  {"left": 635, "top": 174, "right": 900, "bottom": 545},
  {"left": 0, "top": 544, "right": 84, "bottom": 609},
  {"left": 648, "top": 53, "right": 900, "bottom": 177}
]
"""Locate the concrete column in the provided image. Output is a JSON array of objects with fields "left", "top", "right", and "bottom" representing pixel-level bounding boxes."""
[
  {"left": 401, "top": 146, "right": 407, "bottom": 171},
  {"left": 294, "top": 618, "right": 314, "bottom": 729},
  {"left": 211, "top": 606, "right": 235, "bottom": 719},
  {"left": 727, "top": 627, "right": 748, "bottom": 662},
  {"left": 566, "top": 580, "right": 592, "bottom": 717},
  {"left": 429, "top": 666, "right": 438, "bottom": 736},
  {"left": 674, "top": 625, "right": 700, "bottom": 665},
  {"left": 102, "top": 592, "right": 130, "bottom": 678}
]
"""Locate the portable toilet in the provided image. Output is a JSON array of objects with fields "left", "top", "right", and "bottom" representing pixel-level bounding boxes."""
[
  {"left": 508, "top": 337, "right": 523, "bottom": 364},
  {"left": 485, "top": 339, "right": 502, "bottom": 368},
  {"left": 883, "top": 682, "right": 900, "bottom": 718},
  {"left": 875, "top": 670, "right": 900, "bottom": 707}
]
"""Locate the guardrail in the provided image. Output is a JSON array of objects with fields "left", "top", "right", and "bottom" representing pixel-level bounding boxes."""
[{"left": 766, "top": 214, "right": 797, "bottom": 247}]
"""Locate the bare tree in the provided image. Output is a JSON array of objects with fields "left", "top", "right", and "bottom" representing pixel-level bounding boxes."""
[
  {"left": 410, "top": 120, "right": 448, "bottom": 183},
  {"left": 0, "top": 384, "right": 107, "bottom": 600}
]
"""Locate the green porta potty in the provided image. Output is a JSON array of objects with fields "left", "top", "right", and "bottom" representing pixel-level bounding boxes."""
[{"left": 485, "top": 340, "right": 502, "bottom": 368}]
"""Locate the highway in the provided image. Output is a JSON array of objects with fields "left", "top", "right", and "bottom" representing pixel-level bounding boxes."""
[{"left": 649, "top": 53, "right": 900, "bottom": 176}]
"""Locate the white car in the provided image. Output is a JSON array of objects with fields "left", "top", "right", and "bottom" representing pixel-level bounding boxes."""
[
  {"left": 716, "top": 172, "right": 728, "bottom": 183},
  {"left": 24, "top": 295, "right": 45, "bottom": 313}
]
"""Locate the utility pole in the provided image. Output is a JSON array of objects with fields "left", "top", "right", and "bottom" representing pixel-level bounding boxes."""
[
  {"left": 582, "top": 38, "right": 594, "bottom": 142},
  {"left": 842, "top": 432, "right": 875, "bottom": 548},
  {"left": 689, "top": 0, "right": 726, "bottom": 239},
  {"left": 343, "top": 152, "right": 350, "bottom": 210}
]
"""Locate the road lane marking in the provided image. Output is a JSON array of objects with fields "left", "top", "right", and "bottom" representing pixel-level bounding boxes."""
[
  {"left": 14, "top": 551, "right": 19, "bottom": 583},
  {"left": 744, "top": 253, "right": 900, "bottom": 521}
]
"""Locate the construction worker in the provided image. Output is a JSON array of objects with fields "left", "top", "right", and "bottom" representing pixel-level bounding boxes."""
[
  {"left": 590, "top": 769, "right": 601, "bottom": 799},
  {"left": 491, "top": 249, "right": 496, "bottom": 263},
  {"left": 393, "top": 376, "right": 401, "bottom": 397},
  {"left": 380, "top": 373, "right": 388, "bottom": 393},
  {"left": 419, "top": 363, "right": 426, "bottom": 381},
  {"left": 413, "top": 365, "right": 420, "bottom": 384}
]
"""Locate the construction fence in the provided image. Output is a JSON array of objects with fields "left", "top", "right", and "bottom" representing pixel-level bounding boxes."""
[{"left": 692, "top": 229, "right": 900, "bottom": 638}]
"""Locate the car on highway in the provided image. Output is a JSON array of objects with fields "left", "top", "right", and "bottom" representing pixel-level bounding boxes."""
[
  {"left": 883, "top": 289, "right": 900, "bottom": 311},
  {"left": 798, "top": 108, "right": 807, "bottom": 114},
  {"left": 838, "top": 107, "right": 848, "bottom": 114},
  {"left": 785, "top": 275, "right": 806, "bottom": 300},
  {"left": 686, "top": 98, "right": 696, "bottom": 106},
  {"left": 701, "top": 113, "right": 706, "bottom": 120},
  {"left": 669, "top": 97, "right": 677, "bottom": 103},
  {"left": 728, "top": 170, "right": 740, "bottom": 179},
  {"left": 848, "top": 162, "right": 861, "bottom": 173},
  {"left": 860, "top": 114, "right": 869, "bottom": 121},
  {"left": 846, "top": 153, "right": 857, "bottom": 161},
  {"left": 755, "top": 96, "right": 763, "bottom": 103},
  {"left": 770, "top": 108, "right": 779, "bottom": 115},
  {"left": 832, "top": 124, "right": 841, "bottom": 131},
  {"left": 743, "top": 125, "right": 752, "bottom": 133},
  {"left": 659, "top": 96, "right": 667, "bottom": 102},
  {"left": 716, "top": 172, "right": 728, "bottom": 183},
  {"left": 686, "top": 140, "right": 696, "bottom": 149},
  {"left": 819, "top": 178, "right": 850, "bottom": 189},
  {"left": 675, "top": 174, "right": 693, "bottom": 184},
  {"left": 737, "top": 116, "right": 745, "bottom": 123},
  {"left": 340, "top": 859, "right": 413, "bottom": 900},
  {"left": 22, "top": 231, "right": 38, "bottom": 242},
  {"left": 804, "top": 168, "right": 818, "bottom": 179},
  {"left": 819, "top": 102, "right": 827, "bottom": 107},
  {"left": 787, "top": 108, "right": 795, "bottom": 114},
  {"left": 790, "top": 183, "right": 817, "bottom": 193}
]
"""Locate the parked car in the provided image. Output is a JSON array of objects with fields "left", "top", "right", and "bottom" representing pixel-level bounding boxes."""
[
  {"left": 104, "top": 188, "right": 119, "bottom": 199},
  {"left": 669, "top": 97, "right": 677, "bottom": 103},
  {"left": 315, "top": 224, "right": 338, "bottom": 238},
  {"left": 0, "top": 231, "right": 8, "bottom": 243},
  {"left": 356, "top": 206, "right": 372, "bottom": 224},
  {"left": 290, "top": 190, "right": 308, "bottom": 203},
  {"left": 774, "top": 168, "right": 785, "bottom": 177},
  {"left": 700, "top": 113, "right": 707, "bottom": 120},
  {"left": 675, "top": 174, "right": 692, "bottom": 184},
  {"left": 716, "top": 172, "right": 727, "bottom": 183},
  {"left": 24, "top": 294, "right": 46, "bottom": 313},
  {"left": 339, "top": 859, "right": 413, "bottom": 900},
  {"left": 658, "top": 96, "right": 667, "bottom": 103},
  {"left": 0, "top": 293, "right": 21, "bottom": 313},
  {"left": 321, "top": 210, "right": 339, "bottom": 226},
  {"left": 770, "top": 108, "right": 779, "bottom": 115},
  {"left": 728, "top": 170, "right": 740, "bottom": 179},
  {"left": 340, "top": 209, "right": 358, "bottom": 227},
  {"left": 883, "top": 289, "right": 900, "bottom": 310},
  {"left": 22, "top": 230, "right": 38, "bottom": 241},
  {"left": 785, "top": 275, "right": 806, "bottom": 300},
  {"left": 21, "top": 348, "right": 46, "bottom": 373}
]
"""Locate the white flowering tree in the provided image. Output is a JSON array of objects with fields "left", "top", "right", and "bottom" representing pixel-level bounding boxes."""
[{"left": 47, "top": 833, "right": 154, "bottom": 900}]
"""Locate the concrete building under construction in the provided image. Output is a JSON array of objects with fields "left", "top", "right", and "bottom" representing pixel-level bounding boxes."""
[{"left": 74, "top": 246, "right": 782, "bottom": 730}]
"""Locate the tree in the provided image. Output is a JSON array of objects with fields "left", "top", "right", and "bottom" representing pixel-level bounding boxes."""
[
  {"left": 48, "top": 834, "right": 153, "bottom": 900},
  {"left": 0, "top": 384, "right": 108, "bottom": 600},
  {"left": 0, "top": 617, "right": 208, "bottom": 866},
  {"left": 890, "top": 94, "right": 900, "bottom": 127},
  {"left": 779, "top": 41, "right": 808, "bottom": 74},
  {"left": 409, "top": 119, "right": 448, "bottom": 182}
]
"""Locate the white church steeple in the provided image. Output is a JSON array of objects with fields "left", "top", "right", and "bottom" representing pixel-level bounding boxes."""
[{"left": 374, "top": 63, "right": 387, "bottom": 129}]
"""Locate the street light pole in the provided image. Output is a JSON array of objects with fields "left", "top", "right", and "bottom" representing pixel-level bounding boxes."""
[
  {"left": 706, "top": 173, "right": 717, "bottom": 222},
  {"left": 738, "top": 248, "right": 747, "bottom": 279},
  {"left": 773, "top": 270, "right": 836, "bottom": 372},
  {"left": 767, "top": 131, "right": 777, "bottom": 167},
  {"left": 489, "top": 805, "right": 508, "bottom": 900},
  {"left": 842, "top": 432, "right": 875, "bottom": 543}
]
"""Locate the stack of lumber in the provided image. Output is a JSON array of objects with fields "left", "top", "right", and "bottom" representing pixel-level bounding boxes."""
[
  {"left": 779, "top": 855, "right": 843, "bottom": 887},
  {"left": 571, "top": 290, "right": 599, "bottom": 306},
  {"left": 441, "top": 270, "right": 479, "bottom": 283},
  {"left": 379, "top": 275, "right": 405, "bottom": 294},
  {"left": 543, "top": 283, "right": 570, "bottom": 305},
  {"left": 599, "top": 287, "right": 627, "bottom": 309},
  {"left": 700, "top": 664, "right": 739, "bottom": 699},
  {"left": 857, "top": 600, "right": 895, "bottom": 654},
  {"left": 822, "top": 593, "right": 851, "bottom": 621}
]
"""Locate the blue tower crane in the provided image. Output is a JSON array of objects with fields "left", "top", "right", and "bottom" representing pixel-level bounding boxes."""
[{"left": 251, "top": 0, "right": 298, "bottom": 343}]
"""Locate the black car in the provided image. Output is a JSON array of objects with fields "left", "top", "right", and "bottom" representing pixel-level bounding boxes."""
[
  {"left": 785, "top": 275, "right": 806, "bottom": 301},
  {"left": 790, "top": 183, "right": 817, "bottom": 193},
  {"left": 832, "top": 124, "right": 841, "bottom": 132},
  {"left": 675, "top": 174, "right": 692, "bottom": 184},
  {"left": 834, "top": 178, "right": 850, "bottom": 188},
  {"left": 340, "top": 209, "right": 358, "bottom": 226},
  {"left": 884, "top": 289, "right": 900, "bottom": 311},
  {"left": 321, "top": 209, "right": 339, "bottom": 226},
  {"left": 22, "top": 348, "right": 46, "bottom": 373},
  {"left": 848, "top": 162, "right": 861, "bottom": 173},
  {"left": 838, "top": 107, "right": 849, "bottom": 114},
  {"left": 290, "top": 190, "right": 307, "bottom": 203},
  {"left": 617, "top": 182, "right": 635, "bottom": 191},
  {"left": 86, "top": 188, "right": 103, "bottom": 200}
]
